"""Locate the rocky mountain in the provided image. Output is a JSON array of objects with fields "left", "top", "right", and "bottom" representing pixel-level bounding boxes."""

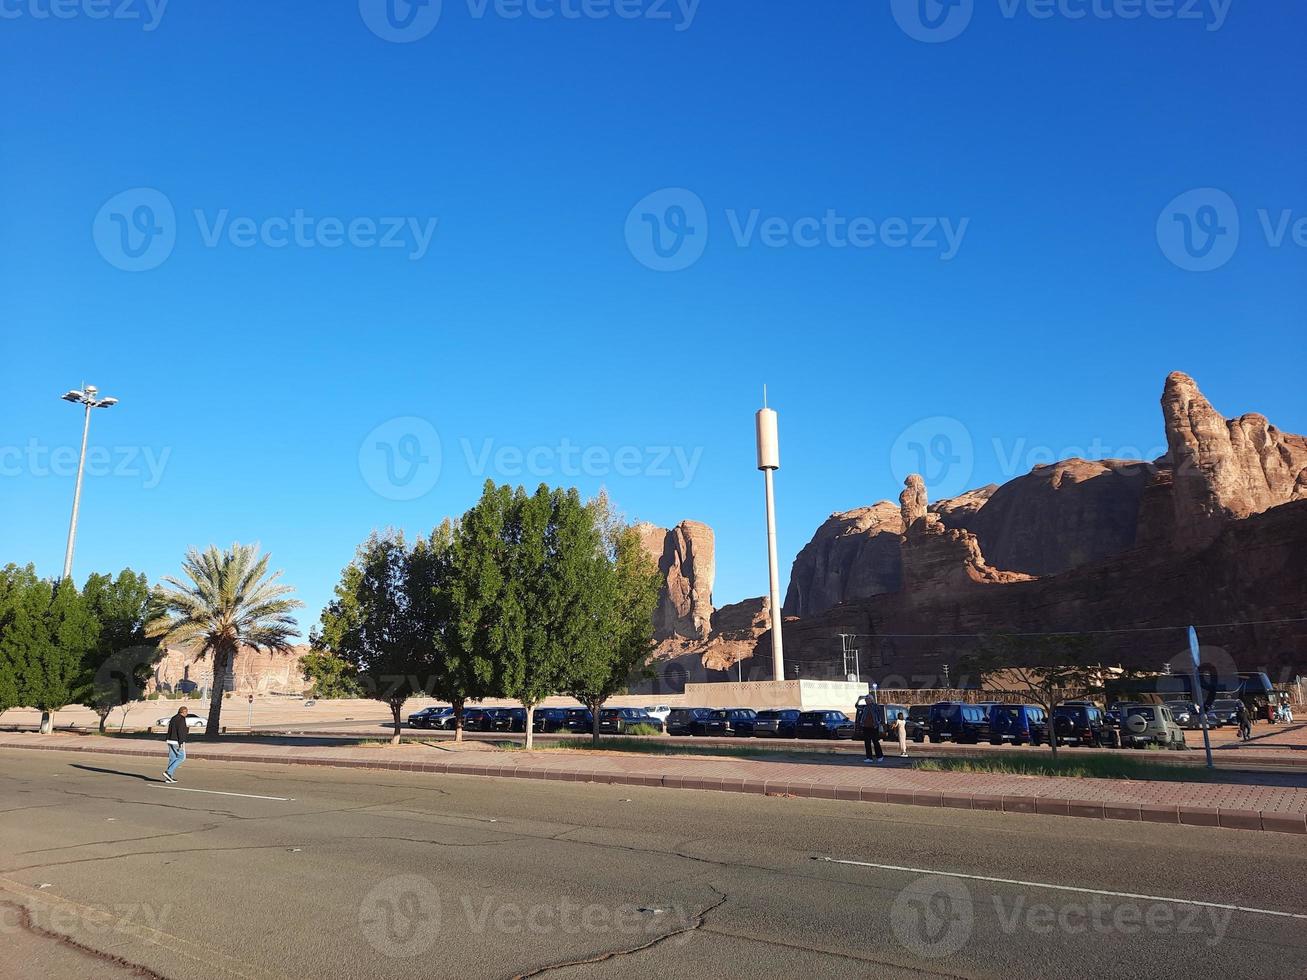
[
  {"left": 635, "top": 519, "right": 716, "bottom": 640},
  {"left": 645, "top": 372, "right": 1307, "bottom": 690}
]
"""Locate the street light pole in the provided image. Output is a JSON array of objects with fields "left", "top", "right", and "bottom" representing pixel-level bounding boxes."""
[{"left": 60, "top": 385, "right": 118, "bottom": 581}]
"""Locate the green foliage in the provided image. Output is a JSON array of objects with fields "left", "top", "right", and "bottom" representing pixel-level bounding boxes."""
[
  {"left": 623, "top": 722, "right": 661, "bottom": 737},
  {"left": 913, "top": 752, "right": 1208, "bottom": 782},
  {"left": 298, "top": 649, "right": 364, "bottom": 699},
  {"left": 566, "top": 522, "right": 661, "bottom": 740},
  {"left": 315, "top": 530, "right": 447, "bottom": 741},
  {"left": 148, "top": 543, "right": 302, "bottom": 738},
  {"left": 79, "top": 569, "right": 160, "bottom": 726},
  {"left": 0, "top": 565, "right": 99, "bottom": 721}
]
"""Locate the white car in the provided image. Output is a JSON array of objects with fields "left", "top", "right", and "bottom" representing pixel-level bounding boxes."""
[
  {"left": 643, "top": 705, "right": 672, "bottom": 723},
  {"left": 156, "top": 715, "right": 207, "bottom": 730}
]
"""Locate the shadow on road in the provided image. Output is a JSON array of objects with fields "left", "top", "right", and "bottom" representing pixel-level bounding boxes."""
[{"left": 70, "top": 764, "right": 162, "bottom": 783}]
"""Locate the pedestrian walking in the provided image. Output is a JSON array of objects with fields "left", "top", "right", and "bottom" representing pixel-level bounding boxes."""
[
  {"left": 164, "top": 706, "right": 190, "bottom": 783},
  {"left": 894, "top": 711, "right": 909, "bottom": 757},
  {"left": 1235, "top": 701, "right": 1252, "bottom": 741},
  {"left": 863, "top": 707, "right": 884, "bottom": 763}
]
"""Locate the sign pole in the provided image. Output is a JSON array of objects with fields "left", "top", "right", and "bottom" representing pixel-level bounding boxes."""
[{"left": 1189, "top": 626, "right": 1215, "bottom": 769}]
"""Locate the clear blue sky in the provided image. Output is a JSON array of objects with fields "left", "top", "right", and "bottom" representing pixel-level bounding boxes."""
[{"left": 2, "top": 1, "right": 1303, "bottom": 637}]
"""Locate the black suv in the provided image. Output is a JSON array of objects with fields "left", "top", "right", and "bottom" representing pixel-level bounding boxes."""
[
  {"left": 905, "top": 704, "right": 931, "bottom": 742},
  {"left": 1047, "top": 703, "right": 1116, "bottom": 747},
  {"left": 666, "top": 708, "right": 714, "bottom": 736},
  {"left": 928, "top": 702, "right": 990, "bottom": 743}
]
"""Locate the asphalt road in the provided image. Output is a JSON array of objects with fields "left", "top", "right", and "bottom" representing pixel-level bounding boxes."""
[{"left": 1, "top": 748, "right": 1304, "bottom": 980}]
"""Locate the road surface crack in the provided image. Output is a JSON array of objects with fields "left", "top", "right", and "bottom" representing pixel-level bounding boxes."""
[
  {"left": 0, "top": 900, "right": 165, "bottom": 979},
  {"left": 509, "top": 885, "right": 729, "bottom": 979}
]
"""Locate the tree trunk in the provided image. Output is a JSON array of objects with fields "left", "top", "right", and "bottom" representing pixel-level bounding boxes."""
[
  {"left": 205, "top": 644, "right": 231, "bottom": 738},
  {"left": 453, "top": 700, "right": 464, "bottom": 743},
  {"left": 523, "top": 704, "right": 535, "bottom": 751},
  {"left": 98, "top": 710, "right": 110, "bottom": 735},
  {"left": 39, "top": 710, "right": 52, "bottom": 734},
  {"left": 589, "top": 700, "right": 602, "bottom": 745},
  {"left": 390, "top": 700, "right": 402, "bottom": 746}
]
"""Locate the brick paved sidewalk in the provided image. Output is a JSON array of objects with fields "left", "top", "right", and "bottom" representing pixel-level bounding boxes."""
[{"left": 2, "top": 732, "right": 1304, "bottom": 835}]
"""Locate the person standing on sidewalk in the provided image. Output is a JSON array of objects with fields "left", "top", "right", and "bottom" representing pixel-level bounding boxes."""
[
  {"left": 164, "top": 706, "right": 190, "bottom": 783},
  {"left": 863, "top": 706, "right": 884, "bottom": 763},
  {"left": 894, "top": 710, "right": 909, "bottom": 757}
]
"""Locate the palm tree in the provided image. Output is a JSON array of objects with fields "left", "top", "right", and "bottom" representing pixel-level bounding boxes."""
[{"left": 148, "top": 543, "right": 302, "bottom": 738}]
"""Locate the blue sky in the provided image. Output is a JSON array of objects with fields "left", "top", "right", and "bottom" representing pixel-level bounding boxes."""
[{"left": 2, "top": 0, "right": 1303, "bottom": 636}]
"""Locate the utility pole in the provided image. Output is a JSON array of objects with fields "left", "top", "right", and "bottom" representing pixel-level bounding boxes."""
[
  {"left": 755, "top": 388, "right": 785, "bottom": 681},
  {"left": 60, "top": 385, "right": 119, "bottom": 580}
]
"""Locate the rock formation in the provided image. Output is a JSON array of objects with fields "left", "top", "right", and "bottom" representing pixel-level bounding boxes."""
[
  {"left": 938, "top": 459, "right": 1156, "bottom": 576},
  {"left": 635, "top": 520, "right": 716, "bottom": 640},
  {"left": 1162, "top": 371, "right": 1307, "bottom": 547},
  {"left": 782, "top": 502, "right": 903, "bottom": 617},
  {"left": 652, "top": 371, "right": 1307, "bottom": 687}
]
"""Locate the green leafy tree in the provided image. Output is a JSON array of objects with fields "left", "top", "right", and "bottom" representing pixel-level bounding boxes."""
[
  {"left": 566, "top": 521, "right": 662, "bottom": 744},
  {"left": 315, "top": 531, "right": 438, "bottom": 744},
  {"left": 446, "top": 483, "right": 515, "bottom": 741},
  {"left": 0, "top": 567, "right": 99, "bottom": 733},
  {"left": 80, "top": 569, "right": 159, "bottom": 733},
  {"left": 297, "top": 649, "right": 364, "bottom": 699},
  {"left": 148, "top": 544, "right": 302, "bottom": 739}
]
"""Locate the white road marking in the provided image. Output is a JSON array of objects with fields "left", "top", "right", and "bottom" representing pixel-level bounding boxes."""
[
  {"left": 818, "top": 857, "right": 1307, "bottom": 921},
  {"left": 149, "top": 785, "right": 295, "bottom": 802}
]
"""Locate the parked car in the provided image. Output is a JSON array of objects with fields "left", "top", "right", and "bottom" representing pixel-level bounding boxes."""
[
  {"left": 643, "top": 705, "right": 672, "bottom": 723},
  {"left": 563, "top": 707, "right": 594, "bottom": 734},
  {"left": 1119, "top": 703, "right": 1187, "bottom": 749},
  {"left": 533, "top": 707, "right": 571, "bottom": 733},
  {"left": 666, "top": 708, "right": 714, "bottom": 736},
  {"left": 462, "top": 708, "right": 491, "bottom": 731},
  {"left": 155, "top": 714, "right": 207, "bottom": 730},
  {"left": 928, "top": 702, "right": 990, "bottom": 744},
  {"left": 1047, "top": 703, "right": 1117, "bottom": 748},
  {"left": 407, "top": 706, "right": 453, "bottom": 729},
  {"left": 796, "top": 710, "right": 854, "bottom": 740},
  {"left": 752, "top": 709, "right": 802, "bottom": 738},
  {"left": 1210, "top": 699, "right": 1243, "bottom": 727},
  {"left": 852, "top": 698, "right": 908, "bottom": 742},
  {"left": 483, "top": 707, "right": 526, "bottom": 732},
  {"left": 905, "top": 704, "right": 931, "bottom": 743},
  {"left": 695, "top": 708, "right": 757, "bottom": 737},
  {"left": 1164, "top": 700, "right": 1218, "bottom": 730},
  {"left": 984, "top": 703, "right": 1046, "bottom": 746},
  {"left": 599, "top": 707, "right": 662, "bottom": 734}
]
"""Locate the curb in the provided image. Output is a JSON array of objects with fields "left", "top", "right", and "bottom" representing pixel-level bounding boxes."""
[{"left": 4, "top": 738, "right": 1304, "bottom": 836}]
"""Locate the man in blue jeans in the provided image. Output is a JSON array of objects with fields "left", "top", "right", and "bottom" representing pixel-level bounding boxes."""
[{"left": 164, "top": 706, "right": 190, "bottom": 783}]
